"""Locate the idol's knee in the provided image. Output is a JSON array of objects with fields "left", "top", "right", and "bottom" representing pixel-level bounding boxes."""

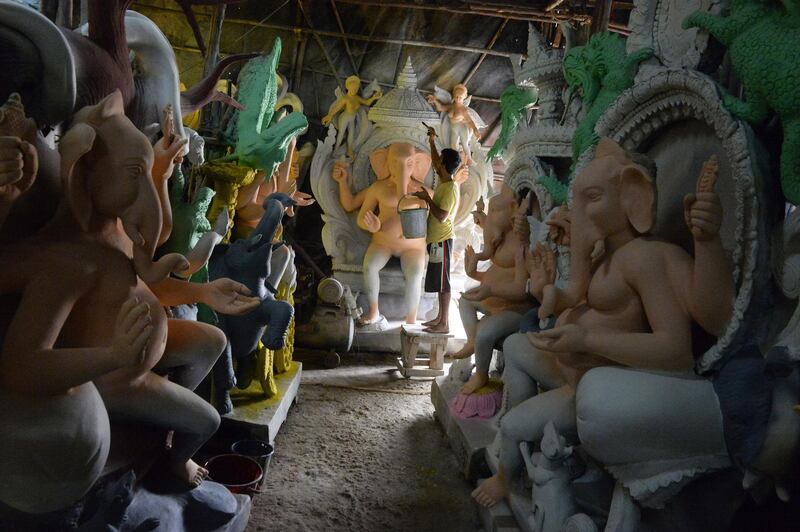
[
  {"left": 195, "top": 397, "right": 222, "bottom": 437},
  {"left": 502, "top": 333, "right": 531, "bottom": 367},
  {"left": 0, "top": 384, "right": 110, "bottom": 513}
]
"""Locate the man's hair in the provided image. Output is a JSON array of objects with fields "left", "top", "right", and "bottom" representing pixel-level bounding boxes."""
[{"left": 440, "top": 148, "right": 461, "bottom": 176}]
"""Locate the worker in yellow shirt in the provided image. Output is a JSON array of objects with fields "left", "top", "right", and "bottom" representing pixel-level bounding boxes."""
[{"left": 412, "top": 125, "right": 462, "bottom": 334}]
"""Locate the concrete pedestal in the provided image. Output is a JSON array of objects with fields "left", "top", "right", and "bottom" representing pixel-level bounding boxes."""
[
  {"left": 225, "top": 362, "right": 302, "bottom": 444},
  {"left": 431, "top": 375, "right": 497, "bottom": 481}
]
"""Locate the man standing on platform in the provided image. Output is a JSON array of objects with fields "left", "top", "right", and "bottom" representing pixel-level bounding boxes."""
[{"left": 413, "top": 125, "right": 462, "bottom": 334}]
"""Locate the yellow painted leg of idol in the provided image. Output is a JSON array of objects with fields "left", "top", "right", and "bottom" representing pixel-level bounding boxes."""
[{"left": 257, "top": 342, "right": 278, "bottom": 398}]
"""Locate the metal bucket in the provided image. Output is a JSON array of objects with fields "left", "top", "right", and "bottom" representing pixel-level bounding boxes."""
[
  {"left": 232, "top": 439, "right": 274, "bottom": 488},
  {"left": 397, "top": 194, "right": 429, "bottom": 239},
  {"left": 205, "top": 454, "right": 263, "bottom": 495}
]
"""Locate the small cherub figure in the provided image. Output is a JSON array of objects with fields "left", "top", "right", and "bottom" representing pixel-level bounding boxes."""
[
  {"left": 322, "top": 75, "right": 383, "bottom": 158},
  {"left": 426, "top": 84, "right": 486, "bottom": 166}
]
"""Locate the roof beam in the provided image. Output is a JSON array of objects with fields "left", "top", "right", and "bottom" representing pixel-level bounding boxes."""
[
  {"left": 222, "top": 16, "right": 526, "bottom": 58},
  {"left": 330, "top": 0, "right": 359, "bottom": 75},
  {"left": 296, "top": 0, "right": 344, "bottom": 87},
  {"left": 462, "top": 17, "right": 508, "bottom": 88},
  {"left": 356, "top": 5, "right": 385, "bottom": 74},
  {"left": 334, "top": 0, "right": 592, "bottom": 25},
  {"left": 591, "top": 0, "right": 613, "bottom": 34}
]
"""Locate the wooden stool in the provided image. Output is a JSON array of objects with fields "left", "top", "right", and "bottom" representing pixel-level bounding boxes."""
[{"left": 396, "top": 325, "right": 452, "bottom": 378}]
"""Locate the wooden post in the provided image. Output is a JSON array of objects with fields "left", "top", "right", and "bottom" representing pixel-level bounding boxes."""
[
  {"left": 56, "top": 0, "right": 72, "bottom": 28},
  {"left": 200, "top": 4, "right": 227, "bottom": 136},
  {"left": 292, "top": 32, "right": 307, "bottom": 93},
  {"left": 296, "top": 0, "right": 344, "bottom": 88},
  {"left": 204, "top": 5, "right": 226, "bottom": 77},
  {"left": 462, "top": 18, "right": 508, "bottom": 87},
  {"left": 591, "top": 0, "right": 612, "bottom": 34},
  {"left": 330, "top": 0, "right": 359, "bottom": 75}
]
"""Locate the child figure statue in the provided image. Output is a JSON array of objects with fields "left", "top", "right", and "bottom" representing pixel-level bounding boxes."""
[
  {"left": 322, "top": 75, "right": 383, "bottom": 158},
  {"left": 426, "top": 84, "right": 486, "bottom": 166}
]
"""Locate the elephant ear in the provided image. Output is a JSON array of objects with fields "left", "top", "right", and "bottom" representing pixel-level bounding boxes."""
[
  {"left": 413, "top": 150, "right": 432, "bottom": 182},
  {"left": 86, "top": 90, "right": 126, "bottom": 125},
  {"left": 369, "top": 148, "right": 390, "bottom": 180},
  {"left": 620, "top": 163, "right": 656, "bottom": 234},
  {"left": 59, "top": 123, "right": 97, "bottom": 232}
]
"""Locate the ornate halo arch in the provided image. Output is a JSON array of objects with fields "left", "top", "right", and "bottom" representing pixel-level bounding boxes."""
[{"left": 574, "top": 67, "right": 777, "bottom": 373}]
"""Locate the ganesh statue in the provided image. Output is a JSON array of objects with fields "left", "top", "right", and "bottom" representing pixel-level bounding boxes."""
[
  {"left": 453, "top": 185, "right": 539, "bottom": 395},
  {"left": 331, "top": 143, "right": 433, "bottom": 327},
  {"left": 0, "top": 91, "right": 261, "bottom": 517}
]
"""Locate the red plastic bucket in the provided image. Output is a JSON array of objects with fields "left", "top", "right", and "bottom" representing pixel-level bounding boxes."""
[{"left": 205, "top": 454, "right": 263, "bottom": 495}]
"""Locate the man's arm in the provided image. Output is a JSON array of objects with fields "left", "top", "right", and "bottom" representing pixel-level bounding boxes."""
[
  {"left": 414, "top": 188, "right": 449, "bottom": 222},
  {"left": 428, "top": 132, "right": 447, "bottom": 179}
]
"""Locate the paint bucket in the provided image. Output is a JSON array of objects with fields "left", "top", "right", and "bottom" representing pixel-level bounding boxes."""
[
  {"left": 231, "top": 439, "right": 274, "bottom": 483},
  {"left": 397, "top": 194, "right": 429, "bottom": 239},
  {"left": 205, "top": 454, "right": 263, "bottom": 495}
]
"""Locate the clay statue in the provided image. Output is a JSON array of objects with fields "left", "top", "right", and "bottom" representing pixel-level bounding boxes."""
[
  {"left": 332, "top": 143, "right": 433, "bottom": 325},
  {"left": 75, "top": 471, "right": 159, "bottom": 532},
  {"left": 235, "top": 138, "right": 315, "bottom": 235},
  {"left": 472, "top": 138, "right": 734, "bottom": 507},
  {"left": 160, "top": 166, "right": 228, "bottom": 280},
  {"left": 208, "top": 193, "right": 297, "bottom": 414},
  {"left": 518, "top": 421, "right": 578, "bottom": 532},
  {"left": 218, "top": 39, "right": 308, "bottom": 180},
  {"left": 454, "top": 190, "right": 536, "bottom": 394},
  {"left": 207, "top": 40, "right": 308, "bottom": 230},
  {"left": 321, "top": 75, "right": 382, "bottom": 158},
  {"left": 0, "top": 1, "right": 250, "bottom": 134},
  {"left": 487, "top": 86, "right": 539, "bottom": 161},
  {"left": 0, "top": 92, "right": 262, "bottom": 513},
  {"left": 427, "top": 84, "right": 487, "bottom": 165},
  {"left": 683, "top": 1, "right": 800, "bottom": 204},
  {"left": 0, "top": 93, "right": 38, "bottom": 229},
  {"left": 563, "top": 33, "right": 653, "bottom": 169}
]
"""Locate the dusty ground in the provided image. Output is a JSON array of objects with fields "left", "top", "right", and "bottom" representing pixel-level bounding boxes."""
[{"left": 246, "top": 350, "right": 481, "bottom": 532}]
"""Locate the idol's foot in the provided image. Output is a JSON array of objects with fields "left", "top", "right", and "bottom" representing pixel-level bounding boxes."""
[
  {"left": 173, "top": 459, "right": 209, "bottom": 488},
  {"left": 460, "top": 372, "right": 488, "bottom": 394},
  {"left": 471, "top": 474, "right": 508, "bottom": 507},
  {"left": 447, "top": 342, "right": 474, "bottom": 360}
]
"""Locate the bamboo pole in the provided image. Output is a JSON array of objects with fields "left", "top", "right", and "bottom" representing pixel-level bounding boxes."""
[
  {"left": 462, "top": 18, "right": 508, "bottom": 87},
  {"left": 330, "top": 0, "right": 359, "bottom": 75},
  {"left": 334, "top": 0, "right": 591, "bottom": 25},
  {"left": 296, "top": 0, "right": 344, "bottom": 87},
  {"left": 133, "top": 4, "right": 541, "bottom": 57}
]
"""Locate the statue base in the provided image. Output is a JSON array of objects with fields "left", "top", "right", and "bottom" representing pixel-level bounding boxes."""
[
  {"left": 224, "top": 362, "right": 302, "bottom": 444},
  {"left": 431, "top": 375, "right": 497, "bottom": 481}
]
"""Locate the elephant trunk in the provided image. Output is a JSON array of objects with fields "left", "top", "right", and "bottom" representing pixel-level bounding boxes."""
[
  {"left": 122, "top": 181, "right": 187, "bottom": 284},
  {"left": 540, "top": 208, "right": 603, "bottom": 318}
]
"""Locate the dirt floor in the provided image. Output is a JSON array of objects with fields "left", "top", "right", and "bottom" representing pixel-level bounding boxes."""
[{"left": 246, "top": 350, "right": 481, "bottom": 532}]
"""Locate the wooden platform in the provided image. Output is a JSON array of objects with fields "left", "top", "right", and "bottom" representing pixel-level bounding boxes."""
[
  {"left": 395, "top": 324, "right": 452, "bottom": 378},
  {"left": 224, "top": 362, "right": 302, "bottom": 444}
]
